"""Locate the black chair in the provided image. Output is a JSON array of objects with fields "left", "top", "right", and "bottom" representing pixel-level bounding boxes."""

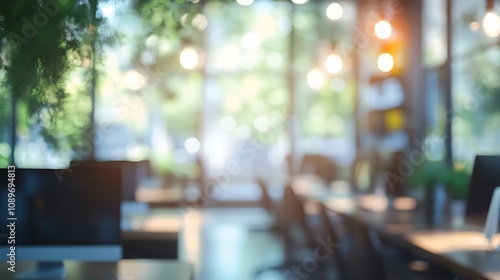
[
  {"left": 254, "top": 182, "right": 329, "bottom": 278},
  {"left": 332, "top": 213, "right": 454, "bottom": 280},
  {"left": 340, "top": 219, "right": 386, "bottom": 280},
  {"left": 257, "top": 177, "right": 276, "bottom": 217},
  {"left": 287, "top": 154, "right": 338, "bottom": 186},
  {"left": 255, "top": 177, "right": 317, "bottom": 240}
]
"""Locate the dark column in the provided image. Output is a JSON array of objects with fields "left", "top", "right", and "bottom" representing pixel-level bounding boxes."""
[{"left": 444, "top": 0, "right": 453, "bottom": 164}]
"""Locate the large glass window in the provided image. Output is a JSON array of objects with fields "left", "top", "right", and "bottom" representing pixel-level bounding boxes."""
[
  {"left": 423, "top": 0, "right": 500, "bottom": 168},
  {"left": 2, "top": 0, "right": 360, "bottom": 192},
  {"left": 452, "top": 0, "right": 500, "bottom": 164},
  {"left": 201, "top": 1, "right": 291, "bottom": 181},
  {"left": 294, "top": 1, "right": 357, "bottom": 172}
]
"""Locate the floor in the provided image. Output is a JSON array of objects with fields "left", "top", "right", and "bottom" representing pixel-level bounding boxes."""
[
  {"left": 179, "top": 207, "right": 282, "bottom": 280},
  {"left": 179, "top": 206, "right": 339, "bottom": 280}
]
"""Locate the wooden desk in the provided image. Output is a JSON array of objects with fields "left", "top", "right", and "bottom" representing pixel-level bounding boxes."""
[
  {"left": 290, "top": 178, "right": 500, "bottom": 280},
  {"left": 122, "top": 208, "right": 182, "bottom": 259},
  {"left": 321, "top": 196, "right": 500, "bottom": 280},
  {"left": 0, "top": 259, "right": 192, "bottom": 280},
  {"left": 135, "top": 187, "right": 186, "bottom": 208}
]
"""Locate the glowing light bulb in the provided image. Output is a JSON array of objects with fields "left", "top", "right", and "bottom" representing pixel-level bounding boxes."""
[
  {"left": 124, "top": 70, "right": 146, "bottom": 90},
  {"left": 482, "top": 11, "right": 500, "bottom": 37},
  {"left": 184, "top": 137, "right": 201, "bottom": 153},
  {"left": 241, "top": 32, "right": 261, "bottom": 50},
  {"left": 326, "top": 3, "right": 343, "bottom": 20},
  {"left": 325, "top": 54, "right": 343, "bottom": 74},
  {"left": 236, "top": 0, "right": 254, "bottom": 6},
  {"left": 220, "top": 116, "right": 237, "bottom": 131},
  {"left": 330, "top": 78, "right": 346, "bottom": 92},
  {"left": 291, "top": 0, "right": 309, "bottom": 4},
  {"left": 192, "top": 13, "right": 208, "bottom": 31},
  {"left": 470, "top": 21, "right": 480, "bottom": 32},
  {"left": 377, "top": 53, "right": 394, "bottom": 73},
  {"left": 180, "top": 47, "right": 199, "bottom": 70},
  {"left": 307, "top": 69, "right": 324, "bottom": 90},
  {"left": 375, "top": 20, "right": 392, "bottom": 39}
]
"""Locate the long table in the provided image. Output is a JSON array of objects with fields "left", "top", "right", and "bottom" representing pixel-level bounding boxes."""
[
  {"left": 0, "top": 259, "right": 193, "bottom": 280},
  {"left": 292, "top": 178, "right": 500, "bottom": 280},
  {"left": 122, "top": 206, "right": 182, "bottom": 259}
]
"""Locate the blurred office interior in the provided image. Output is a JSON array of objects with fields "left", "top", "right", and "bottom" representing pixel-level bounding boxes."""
[{"left": 1, "top": 0, "right": 500, "bottom": 279}]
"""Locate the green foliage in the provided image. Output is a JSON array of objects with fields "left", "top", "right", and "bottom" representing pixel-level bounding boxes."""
[
  {"left": 0, "top": 142, "right": 11, "bottom": 167},
  {"left": 0, "top": 0, "right": 117, "bottom": 151},
  {"left": 408, "top": 160, "right": 449, "bottom": 188},
  {"left": 408, "top": 160, "right": 470, "bottom": 200},
  {"left": 133, "top": 0, "right": 199, "bottom": 43},
  {"left": 445, "top": 167, "right": 470, "bottom": 200},
  {"left": 2, "top": 1, "right": 89, "bottom": 107},
  {"left": 0, "top": 74, "right": 9, "bottom": 121}
]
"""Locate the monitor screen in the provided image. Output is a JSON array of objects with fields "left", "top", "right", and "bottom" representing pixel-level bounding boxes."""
[
  {"left": 465, "top": 155, "right": 500, "bottom": 226},
  {"left": 0, "top": 167, "right": 122, "bottom": 255},
  {"left": 69, "top": 160, "right": 150, "bottom": 201}
]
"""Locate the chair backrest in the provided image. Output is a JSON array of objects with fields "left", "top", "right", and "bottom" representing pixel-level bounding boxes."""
[
  {"left": 465, "top": 155, "right": 500, "bottom": 226},
  {"left": 341, "top": 219, "right": 386, "bottom": 280},
  {"left": 300, "top": 154, "right": 338, "bottom": 185},
  {"left": 256, "top": 177, "right": 275, "bottom": 216},
  {"left": 276, "top": 184, "right": 307, "bottom": 226},
  {"left": 319, "top": 205, "right": 343, "bottom": 267},
  {"left": 273, "top": 183, "right": 312, "bottom": 245}
]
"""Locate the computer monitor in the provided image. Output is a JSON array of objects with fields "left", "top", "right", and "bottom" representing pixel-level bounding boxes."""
[
  {"left": 0, "top": 167, "right": 122, "bottom": 279},
  {"left": 465, "top": 155, "right": 500, "bottom": 227},
  {"left": 69, "top": 160, "right": 151, "bottom": 201}
]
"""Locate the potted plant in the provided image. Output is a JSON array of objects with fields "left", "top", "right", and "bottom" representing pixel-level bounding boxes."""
[
  {"left": 443, "top": 165, "right": 470, "bottom": 222},
  {"left": 444, "top": 165, "right": 470, "bottom": 200},
  {"left": 408, "top": 160, "right": 450, "bottom": 225},
  {"left": 409, "top": 160, "right": 471, "bottom": 225}
]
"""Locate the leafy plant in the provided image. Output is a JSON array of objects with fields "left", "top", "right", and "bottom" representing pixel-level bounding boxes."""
[
  {"left": 0, "top": 0, "right": 193, "bottom": 155},
  {"left": 444, "top": 167, "right": 470, "bottom": 200},
  {"left": 408, "top": 160, "right": 470, "bottom": 200},
  {"left": 0, "top": 0, "right": 117, "bottom": 155},
  {"left": 408, "top": 160, "right": 449, "bottom": 188}
]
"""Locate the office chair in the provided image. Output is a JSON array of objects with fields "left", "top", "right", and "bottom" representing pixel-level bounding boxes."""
[
  {"left": 254, "top": 182, "right": 331, "bottom": 278},
  {"left": 300, "top": 154, "right": 338, "bottom": 185},
  {"left": 255, "top": 177, "right": 318, "bottom": 240},
  {"left": 334, "top": 213, "right": 453, "bottom": 280},
  {"left": 316, "top": 204, "right": 345, "bottom": 278},
  {"left": 257, "top": 177, "right": 276, "bottom": 217},
  {"left": 287, "top": 154, "right": 338, "bottom": 186}
]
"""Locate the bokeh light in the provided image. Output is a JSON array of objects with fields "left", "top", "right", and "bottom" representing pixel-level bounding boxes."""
[
  {"left": 192, "top": 13, "right": 208, "bottom": 31},
  {"left": 469, "top": 21, "right": 480, "bottom": 32},
  {"left": 326, "top": 3, "right": 343, "bottom": 20},
  {"left": 220, "top": 116, "right": 237, "bottom": 131},
  {"left": 236, "top": 0, "right": 254, "bottom": 6},
  {"left": 185, "top": 137, "right": 201, "bottom": 154},
  {"left": 330, "top": 78, "right": 346, "bottom": 92},
  {"left": 482, "top": 12, "right": 500, "bottom": 37},
  {"left": 374, "top": 20, "right": 392, "bottom": 39},
  {"left": 307, "top": 69, "right": 325, "bottom": 90},
  {"left": 377, "top": 53, "right": 394, "bottom": 72},
  {"left": 241, "top": 32, "right": 261, "bottom": 50},
  {"left": 325, "top": 54, "right": 343, "bottom": 74},
  {"left": 124, "top": 70, "right": 146, "bottom": 90},
  {"left": 180, "top": 47, "right": 199, "bottom": 70},
  {"left": 254, "top": 116, "right": 270, "bottom": 132}
]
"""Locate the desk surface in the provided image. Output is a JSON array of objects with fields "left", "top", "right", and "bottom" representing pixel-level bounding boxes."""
[
  {"left": 324, "top": 198, "right": 500, "bottom": 280},
  {"left": 135, "top": 187, "right": 186, "bottom": 207},
  {"left": 122, "top": 208, "right": 182, "bottom": 240},
  {"left": 292, "top": 178, "right": 500, "bottom": 280},
  {"left": 0, "top": 259, "right": 192, "bottom": 280}
]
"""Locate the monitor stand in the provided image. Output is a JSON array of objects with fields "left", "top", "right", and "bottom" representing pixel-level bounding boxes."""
[
  {"left": 484, "top": 186, "right": 500, "bottom": 252},
  {"left": 15, "top": 262, "right": 67, "bottom": 280}
]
